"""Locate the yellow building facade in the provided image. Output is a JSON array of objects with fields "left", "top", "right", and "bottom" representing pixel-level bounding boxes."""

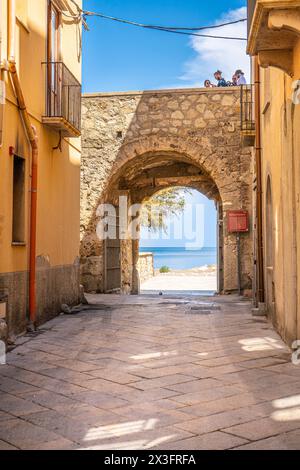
[
  {"left": 0, "top": 0, "right": 82, "bottom": 339},
  {"left": 247, "top": 0, "right": 300, "bottom": 345}
]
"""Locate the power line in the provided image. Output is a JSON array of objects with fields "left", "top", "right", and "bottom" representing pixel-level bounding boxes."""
[
  {"left": 144, "top": 19, "right": 247, "bottom": 31},
  {"left": 83, "top": 12, "right": 247, "bottom": 40},
  {"left": 83, "top": 11, "right": 247, "bottom": 32},
  {"left": 66, "top": 2, "right": 247, "bottom": 41}
]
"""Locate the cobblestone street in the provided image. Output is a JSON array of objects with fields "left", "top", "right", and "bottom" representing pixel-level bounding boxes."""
[{"left": 0, "top": 295, "right": 300, "bottom": 450}]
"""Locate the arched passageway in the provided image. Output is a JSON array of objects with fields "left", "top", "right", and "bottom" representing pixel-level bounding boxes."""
[
  {"left": 80, "top": 88, "right": 253, "bottom": 295},
  {"left": 100, "top": 154, "right": 223, "bottom": 294}
]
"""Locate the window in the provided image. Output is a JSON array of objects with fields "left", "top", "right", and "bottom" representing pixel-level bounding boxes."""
[
  {"left": 12, "top": 155, "right": 25, "bottom": 244},
  {"left": 48, "top": 2, "right": 60, "bottom": 63}
]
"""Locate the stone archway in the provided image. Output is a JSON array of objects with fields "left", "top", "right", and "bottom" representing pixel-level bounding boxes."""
[
  {"left": 81, "top": 88, "right": 253, "bottom": 295},
  {"left": 103, "top": 151, "right": 222, "bottom": 294}
]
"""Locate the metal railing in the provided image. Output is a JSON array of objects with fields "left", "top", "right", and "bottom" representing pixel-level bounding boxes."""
[
  {"left": 241, "top": 84, "right": 255, "bottom": 133},
  {"left": 248, "top": 0, "right": 257, "bottom": 36},
  {"left": 43, "top": 62, "right": 81, "bottom": 133}
]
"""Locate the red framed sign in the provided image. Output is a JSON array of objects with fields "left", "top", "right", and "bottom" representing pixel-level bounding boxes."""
[{"left": 227, "top": 210, "right": 249, "bottom": 233}]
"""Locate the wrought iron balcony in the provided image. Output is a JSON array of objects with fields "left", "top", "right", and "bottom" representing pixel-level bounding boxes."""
[
  {"left": 42, "top": 62, "right": 81, "bottom": 137},
  {"left": 241, "top": 84, "right": 255, "bottom": 147}
]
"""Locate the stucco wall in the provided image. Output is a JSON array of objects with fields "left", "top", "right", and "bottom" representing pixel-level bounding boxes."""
[
  {"left": 259, "top": 53, "right": 300, "bottom": 345},
  {"left": 81, "top": 87, "right": 253, "bottom": 295}
]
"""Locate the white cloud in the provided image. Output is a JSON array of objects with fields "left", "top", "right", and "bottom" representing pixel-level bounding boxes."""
[{"left": 180, "top": 7, "right": 250, "bottom": 87}]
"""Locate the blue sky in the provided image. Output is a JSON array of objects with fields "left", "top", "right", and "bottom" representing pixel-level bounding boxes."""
[{"left": 82, "top": 1, "right": 248, "bottom": 248}]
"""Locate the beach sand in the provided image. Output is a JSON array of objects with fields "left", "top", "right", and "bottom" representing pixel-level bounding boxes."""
[{"left": 141, "top": 266, "right": 217, "bottom": 294}]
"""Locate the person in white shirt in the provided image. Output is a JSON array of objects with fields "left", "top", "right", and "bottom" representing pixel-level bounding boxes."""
[{"left": 235, "top": 69, "right": 247, "bottom": 85}]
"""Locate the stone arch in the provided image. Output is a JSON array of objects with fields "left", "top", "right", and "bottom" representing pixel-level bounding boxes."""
[
  {"left": 81, "top": 88, "right": 253, "bottom": 295},
  {"left": 106, "top": 137, "right": 241, "bottom": 205},
  {"left": 101, "top": 148, "right": 222, "bottom": 294}
]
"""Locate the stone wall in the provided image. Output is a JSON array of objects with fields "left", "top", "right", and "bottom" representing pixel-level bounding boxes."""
[
  {"left": 81, "top": 87, "right": 253, "bottom": 294},
  {"left": 137, "top": 253, "right": 155, "bottom": 284}
]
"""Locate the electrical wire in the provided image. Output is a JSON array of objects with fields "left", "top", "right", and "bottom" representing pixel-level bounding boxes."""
[
  {"left": 65, "top": 1, "right": 247, "bottom": 41},
  {"left": 83, "top": 12, "right": 247, "bottom": 40},
  {"left": 83, "top": 11, "right": 247, "bottom": 32}
]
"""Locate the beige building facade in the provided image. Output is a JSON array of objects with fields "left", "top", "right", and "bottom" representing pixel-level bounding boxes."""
[
  {"left": 0, "top": 0, "right": 82, "bottom": 340},
  {"left": 247, "top": 0, "right": 300, "bottom": 344}
]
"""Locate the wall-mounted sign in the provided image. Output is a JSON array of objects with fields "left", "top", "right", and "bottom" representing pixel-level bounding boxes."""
[{"left": 227, "top": 210, "right": 249, "bottom": 233}]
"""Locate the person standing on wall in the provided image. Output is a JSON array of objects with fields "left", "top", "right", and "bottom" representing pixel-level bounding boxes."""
[
  {"left": 214, "top": 70, "right": 228, "bottom": 87},
  {"left": 235, "top": 69, "right": 247, "bottom": 85}
]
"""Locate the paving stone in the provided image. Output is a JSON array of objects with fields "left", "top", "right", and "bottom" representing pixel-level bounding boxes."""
[
  {"left": 0, "top": 410, "right": 14, "bottom": 422},
  {"left": 38, "top": 367, "right": 95, "bottom": 386},
  {"left": 25, "top": 438, "right": 79, "bottom": 450},
  {"left": 174, "top": 408, "right": 265, "bottom": 435},
  {"left": 0, "top": 375, "right": 40, "bottom": 395},
  {"left": 131, "top": 374, "right": 196, "bottom": 391},
  {"left": 264, "top": 363, "right": 300, "bottom": 378},
  {"left": 236, "top": 356, "right": 288, "bottom": 369},
  {"left": 166, "top": 378, "right": 221, "bottom": 394},
  {"left": 70, "top": 390, "right": 130, "bottom": 409},
  {"left": 0, "top": 392, "right": 47, "bottom": 417},
  {"left": 85, "top": 370, "right": 141, "bottom": 384},
  {"left": 0, "top": 439, "right": 19, "bottom": 450},
  {"left": 153, "top": 399, "right": 188, "bottom": 411},
  {"left": 169, "top": 385, "right": 242, "bottom": 406},
  {"left": 82, "top": 378, "right": 135, "bottom": 395},
  {"left": 180, "top": 393, "right": 266, "bottom": 417},
  {"left": 77, "top": 425, "right": 195, "bottom": 450},
  {"left": 0, "top": 419, "right": 63, "bottom": 449},
  {"left": 234, "top": 429, "right": 300, "bottom": 450},
  {"left": 23, "top": 410, "right": 88, "bottom": 442},
  {"left": 224, "top": 417, "right": 300, "bottom": 441},
  {"left": 113, "top": 404, "right": 194, "bottom": 428}
]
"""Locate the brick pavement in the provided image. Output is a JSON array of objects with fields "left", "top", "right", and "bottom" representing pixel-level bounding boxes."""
[{"left": 0, "top": 294, "right": 299, "bottom": 450}]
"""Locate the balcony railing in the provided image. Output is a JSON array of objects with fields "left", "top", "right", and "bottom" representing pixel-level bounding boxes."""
[
  {"left": 43, "top": 62, "right": 81, "bottom": 137},
  {"left": 241, "top": 84, "right": 255, "bottom": 146},
  {"left": 247, "top": 0, "right": 257, "bottom": 36}
]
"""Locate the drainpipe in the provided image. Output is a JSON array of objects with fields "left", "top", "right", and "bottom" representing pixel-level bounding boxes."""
[
  {"left": 254, "top": 57, "right": 265, "bottom": 304},
  {"left": 8, "top": 0, "right": 38, "bottom": 326}
]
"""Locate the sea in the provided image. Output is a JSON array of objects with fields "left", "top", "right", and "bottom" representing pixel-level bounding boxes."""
[{"left": 139, "top": 247, "right": 217, "bottom": 270}]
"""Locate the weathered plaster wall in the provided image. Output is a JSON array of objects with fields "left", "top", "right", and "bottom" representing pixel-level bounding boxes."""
[{"left": 81, "top": 87, "right": 253, "bottom": 294}]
